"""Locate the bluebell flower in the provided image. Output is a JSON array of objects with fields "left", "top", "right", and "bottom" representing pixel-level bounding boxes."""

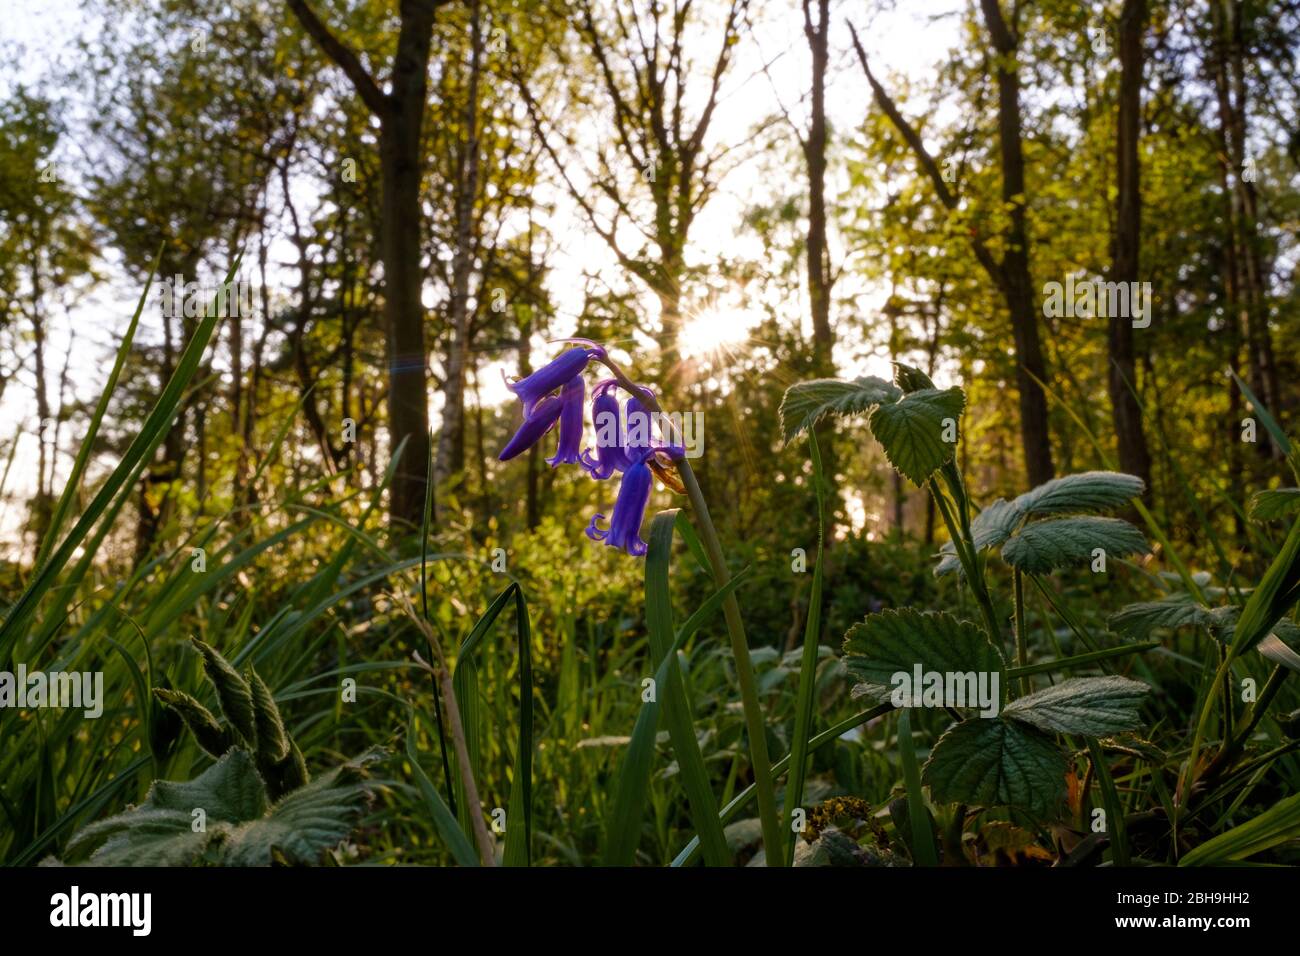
[
  {"left": 499, "top": 393, "right": 563, "bottom": 461},
  {"left": 585, "top": 449, "right": 656, "bottom": 557},
  {"left": 581, "top": 379, "right": 630, "bottom": 479},
  {"left": 546, "top": 375, "right": 586, "bottom": 468},
  {"left": 585, "top": 443, "right": 687, "bottom": 556},
  {"left": 505, "top": 346, "right": 602, "bottom": 414},
  {"left": 498, "top": 341, "right": 690, "bottom": 557}
]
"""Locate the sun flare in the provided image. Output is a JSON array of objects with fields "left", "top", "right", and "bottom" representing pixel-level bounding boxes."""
[{"left": 677, "top": 306, "right": 760, "bottom": 359}]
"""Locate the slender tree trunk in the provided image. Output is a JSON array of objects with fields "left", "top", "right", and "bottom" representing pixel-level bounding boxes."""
[
  {"left": 287, "top": 0, "right": 439, "bottom": 532},
  {"left": 802, "top": 0, "right": 840, "bottom": 537},
  {"left": 1109, "top": 0, "right": 1154, "bottom": 488},
  {"left": 851, "top": 12, "right": 1054, "bottom": 489},
  {"left": 435, "top": 0, "right": 484, "bottom": 498},
  {"left": 1209, "top": 0, "right": 1279, "bottom": 456},
  {"left": 979, "top": 0, "right": 1055, "bottom": 487}
]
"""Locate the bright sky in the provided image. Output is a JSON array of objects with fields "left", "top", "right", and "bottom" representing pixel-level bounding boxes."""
[{"left": 0, "top": 0, "right": 965, "bottom": 555}]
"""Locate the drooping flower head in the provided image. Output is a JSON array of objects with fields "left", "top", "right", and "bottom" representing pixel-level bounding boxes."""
[
  {"left": 546, "top": 375, "right": 586, "bottom": 468},
  {"left": 505, "top": 345, "right": 602, "bottom": 414},
  {"left": 584, "top": 443, "right": 687, "bottom": 557},
  {"left": 581, "top": 379, "right": 630, "bottom": 479},
  {"left": 497, "top": 340, "right": 688, "bottom": 557},
  {"left": 499, "top": 393, "right": 563, "bottom": 461},
  {"left": 498, "top": 344, "right": 603, "bottom": 463}
]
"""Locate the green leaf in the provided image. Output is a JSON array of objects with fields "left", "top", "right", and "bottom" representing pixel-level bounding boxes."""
[
  {"left": 1226, "top": 517, "right": 1300, "bottom": 659},
  {"left": 223, "top": 750, "right": 381, "bottom": 866},
  {"left": 405, "top": 714, "right": 478, "bottom": 867},
  {"left": 921, "top": 718, "right": 1066, "bottom": 817},
  {"left": 153, "top": 688, "right": 234, "bottom": 758},
  {"left": 1001, "top": 516, "right": 1147, "bottom": 574},
  {"left": 1249, "top": 488, "right": 1300, "bottom": 522},
  {"left": 779, "top": 376, "right": 901, "bottom": 443},
  {"left": 1011, "top": 471, "right": 1145, "bottom": 518},
  {"left": 63, "top": 749, "right": 266, "bottom": 864},
  {"left": 935, "top": 497, "right": 1021, "bottom": 575},
  {"left": 893, "top": 362, "right": 936, "bottom": 393},
  {"left": 1002, "top": 676, "right": 1149, "bottom": 735},
  {"left": 191, "top": 638, "right": 256, "bottom": 745},
  {"left": 867, "top": 387, "right": 965, "bottom": 486},
  {"left": 935, "top": 472, "right": 1146, "bottom": 576},
  {"left": 1181, "top": 789, "right": 1300, "bottom": 866},
  {"left": 603, "top": 565, "right": 751, "bottom": 865},
  {"left": 147, "top": 748, "right": 268, "bottom": 821},
  {"left": 641, "top": 510, "right": 731, "bottom": 866},
  {"left": 1109, "top": 596, "right": 1214, "bottom": 641},
  {"left": 247, "top": 667, "right": 290, "bottom": 764},
  {"left": 843, "top": 608, "right": 1004, "bottom": 705}
]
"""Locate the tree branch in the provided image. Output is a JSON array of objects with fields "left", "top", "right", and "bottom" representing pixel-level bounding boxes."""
[{"left": 286, "top": 0, "right": 391, "bottom": 118}]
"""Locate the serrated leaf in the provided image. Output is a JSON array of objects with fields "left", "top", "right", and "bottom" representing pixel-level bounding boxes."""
[
  {"left": 191, "top": 638, "right": 256, "bottom": 744},
  {"left": 1002, "top": 676, "right": 1149, "bottom": 735},
  {"left": 59, "top": 748, "right": 378, "bottom": 867},
  {"left": 223, "top": 750, "right": 381, "bottom": 866},
  {"left": 153, "top": 687, "right": 234, "bottom": 758},
  {"left": 247, "top": 667, "right": 290, "bottom": 764},
  {"left": 779, "top": 376, "right": 901, "bottom": 443},
  {"left": 148, "top": 747, "right": 269, "bottom": 820},
  {"left": 1109, "top": 596, "right": 1214, "bottom": 641},
  {"left": 843, "top": 608, "right": 1004, "bottom": 705},
  {"left": 935, "top": 497, "right": 1022, "bottom": 576},
  {"left": 64, "top": 749, "right": 267, "bottom": 865},
  {"left": 1001, "top": 516, "right": 1147, "bottom": 573},
  {"left": 893, "top": 362, "right": 936, "bottom": 394},
  {"left": 1249, "top": 488, "right": 1300, "bottom": 521},
  {"left": 935, "top": 472, "right": 1145, "bottom": 576},
  {"left": 868, "top": 387, "right": 965, "bottom": 486},
  {"left": 1012, "top": 471, "right": 1145, "bottom": 518},
  {"left": 921, "top": 718, "right": 1066, "bottom": 817}
]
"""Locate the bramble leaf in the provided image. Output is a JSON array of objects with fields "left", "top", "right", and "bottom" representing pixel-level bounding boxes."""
[
  {"left": 1001, "top": 516, "right": 1147, "bottom": 574},
  {"left": 868, "top": 387, "right": 965, "bottom": 486},
  {"left": 842, "top": 608, "right": 1004, "bottom": 704},
  {"left": 779, "top": 376, "right": 901, "bottom": 443},
  {"left": 1002, "top": 676, "right": 1149, "bottom": 735},
  {"left": 921, "top": 718, "right": 1066, "bottom": 817}
]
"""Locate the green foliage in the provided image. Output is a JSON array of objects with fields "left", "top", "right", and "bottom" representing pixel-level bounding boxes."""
[
  {"left": 921, "top": 719, "right": 1067, "bottom": 818},
  {"left": 843, "top": 609, "right": 1004, "bottom": 704},
  {"left": 779, "top": 376, "right": 901, "bottom": 443},
  {"left": 56, "top": 748, "right": 380, "bottom": 867},
  {"left": 780, "top": 372, "right": 962, "bottom": 487},
  {"left": 1001, "top": 677, "right": 1148, "bottom": 736},
  {"left": 1000, "top": 516, "right": 1148, "bottom": 574},
  {"left": 1249, "top": 489, "right": 1300, "bottom": 522},
  {"left": 937, "top": 471, "right": 1146, "bottom": 575},
  {"left": 867, "top": 388, "right": 966, "bottom": 487}
]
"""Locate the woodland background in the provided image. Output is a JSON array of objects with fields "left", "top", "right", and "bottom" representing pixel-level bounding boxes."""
[{"left": 0, "top": 0, "right": 1297, "bottom": 865}]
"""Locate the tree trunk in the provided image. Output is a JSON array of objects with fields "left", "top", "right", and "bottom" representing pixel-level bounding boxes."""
[
  {"left": 287, "top": 0, "right": 439, "bottom": 531},
  {"left": 434, "top": 0, "right": 484, "bottom": 498},
  {"left": 980, "top": 0, "right": 1055, "bottom": 487},
  {"left": 1109, "top": 0, "right": 1154, "bottom": 488},
  {"left": 1209, "top": 0, "right": 1280, "bottom": 456}
]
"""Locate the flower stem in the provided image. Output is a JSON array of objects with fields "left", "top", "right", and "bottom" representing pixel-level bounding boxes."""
[
  {"left": 596, "top": 355, "right": 782, "bottom": 862},
  {"left": 676, "top": 458, "right": 784, "bottom": 865}
]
